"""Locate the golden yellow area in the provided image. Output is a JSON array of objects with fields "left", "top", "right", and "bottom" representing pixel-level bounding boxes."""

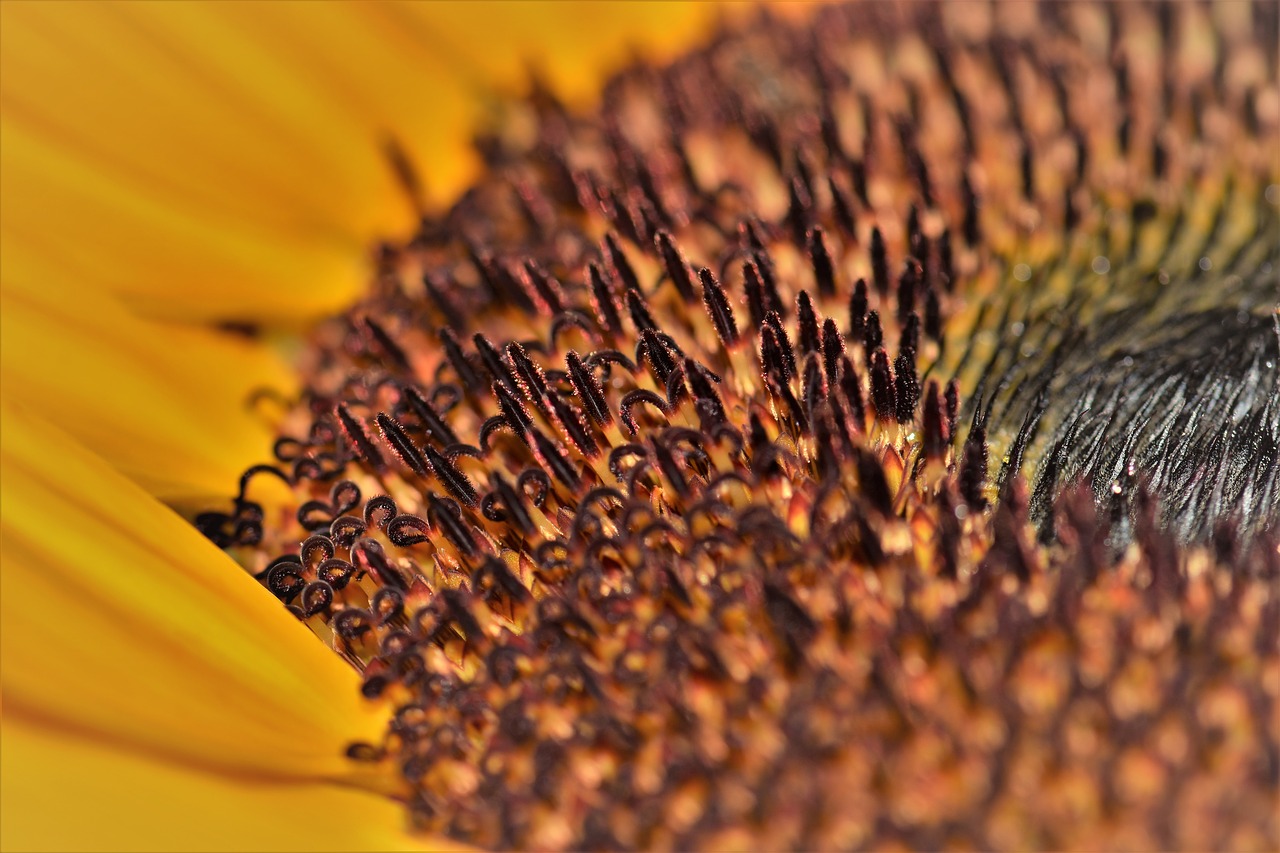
[
  {"left": 1, "top": 241, "right": 297, "bottom": 502},
  {"left": 2, "top": 718, "right": 442, "bottom": 853}
]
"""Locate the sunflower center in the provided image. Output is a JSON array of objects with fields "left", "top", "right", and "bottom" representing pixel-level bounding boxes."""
[{"left": 202, "top": 2, "right": 1279, "bottom": 849}]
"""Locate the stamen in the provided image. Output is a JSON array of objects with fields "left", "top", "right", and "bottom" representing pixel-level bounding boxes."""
[
  {"left": 587, "top": 261, "right": 623, "bottom": 336},
  {"left": 375, "top": 413, "right": 429, "bottom": 476},
  {"left": 335, "top": 404, "right": 385, "bottom": 470},
  {"left": 401, "top": 386, "right": 459, "bottom": 446},
  {"left": 603, "top": 232, "right": 641, "bottom": 296},
  {"left": 424, "top": 443, "right": 479, "bottom": 507},
  {"left": 869, "top": 226, "right": 889, "bottom": 296},
  {"left": 807, "top": 226, "right": 836, "bottom": 297},
  {"left": 796, "top": 290, "right": 820, "bottom": 355},
  {"left": 698, "top": 267, "right": 738, "bottom": 347},
  {"left": 655, "top": 230, "right": 697, "bottom": 302}
]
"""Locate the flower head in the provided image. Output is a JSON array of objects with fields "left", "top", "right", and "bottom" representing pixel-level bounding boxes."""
[
  {"left": 3, "top": 1, "right": 1278, "bottom": 851},
  {"left": 209, "top": 2, "right": 1278, "bottom": 849}
]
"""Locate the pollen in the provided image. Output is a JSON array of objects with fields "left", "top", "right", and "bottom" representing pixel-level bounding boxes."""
[{"left": 201, "top": 2, "right": 1278, "bottom": 850}]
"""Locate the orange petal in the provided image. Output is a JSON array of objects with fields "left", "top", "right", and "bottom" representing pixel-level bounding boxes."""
[
  {"left": 1, "top": 717, "right": 448, "bottom": 853},
  {"left": 0, "top": 398, "right": 385, "bottom": 781},
  {"left": 0, "top": 238, "right": 293, "bottom": 502}
]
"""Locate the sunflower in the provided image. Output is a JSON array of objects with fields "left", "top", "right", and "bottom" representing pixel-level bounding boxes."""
[
  {"left": 3, "top": 2, "right": 1278, "bottom": 852},
  {"left": 0, "top": 3, "right": 724, "bottom": 849}
]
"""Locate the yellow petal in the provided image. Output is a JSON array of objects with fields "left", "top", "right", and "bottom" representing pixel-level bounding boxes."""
[
  {"left": 0, "top": 398, "right": 385, "bottom": 781},
  {"left": 1, "top": 718, "right": 444, "bottom": 853},
  {"left": 0, "top": 1, "right": 724, "bottom": 323},
  {"left": 0, "top": 238, "right": 293, "bottom": 502},
  {"left": 393, "top": 2, "right": 726, "bottom": 105}
]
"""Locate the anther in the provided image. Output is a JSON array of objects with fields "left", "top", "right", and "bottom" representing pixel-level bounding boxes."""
[
  {"left": 766, "top": 368, "right": 808, "bottom": 432},
  {"left": 566, "top": 351, "right": 613, "bottom": 427},
  {"left": 797, "top": 291, "right": 821, "bottom": 355},
  {"left": 760, "top": 323, "right": 791, "bottom": 385},
  {"left": 870, "top": 226, "right": 889, "bottom": 296},
  {"left": 685, "top": 358, "right": 726, "bottom": 426},
  {"left": 362, "top": 317, "right": 412, "bottom": 374},
  {"left": 1019, "top": 142, "right": 1034, "bottom": 201},
  {"left": 821, "top": 318, "right": 845, "bottom": 387},
  {"left": 603, "top": 232, "right": 642, "bottom": 295},
  {"left": 638, "top": 329, "right": 677, "bottom": 384},
  {"left": 802, "top": 355, "right": 826, "bottom": 430},
  {"left": 402, "top": 386, "right": 459, "bottom": 446},
  {"left": 588, "top": 261, "right": 623, "bottom": 336},
  {"left": 370, "top": 586, "right": 405, "bottom": 625},
  {"left": 438, "top": 328, "right": 482, "bottom": 392},
  {"left": 750, "top": 249, "right": 785, "bottom": 318},
  {"left": 787, "top": 175, "right": 813, "bottom": 248},
  {"left": 743, "top": 258, "right": 771, "bottom": 329},
  {"left": 906, "top": 205, "right": 922, "bottom": 255},
  {"left": 506, "top": 342, "right": 552, "bottom": 408},
  {"left": 333, "top": 608, "right": 375, "bottom": 644},
  {"left": 547, "top": 391, "right": 600, "bottom": 459},
  {"left": 424, "top": 444, "right": 479, "bottom": 507},
  {"left": 492, "top": 385, "right": 534, "bottom": 445},
  {"left": 763, "top": 311, "right": 798, "bottom": 379},
  {"left": 839, "top": 357, "right": 866, "bottom": 427},
  {"left": 486, "top": 473, "right": 535, "bottom": 536},
  {"left": 828, "top": 176, "right": 858, "bottom": 237},
  {"left": 474, "top": 333, "right": 519, "bottom": 395},
  {"left": 584, "top": 348, "right": 636, "bottom": 374},
  {"left": 296, "top": 500, "right": 335, "bottom": 531},
  {"left": 521, "top": 259, "right": 567, "bottom": 315},
  {"left": 422, "top": 272, "right": 465, "bottom": 331},
  {"left": 376, "top": 412, "right": 429, "bottom": 476},
  {"left": 625, "top": 288, "right": 658, "bottom": 334},
  {"left": 869, "top": 347, "right": 897, "bottom": 422},
  {"left": 808, "top": 226, "right": 836, "bottom": 298},
  {"left": 267, "top": 561, "right": 305, "bottom": 604},
  {"left": 763, "top": 582, "right": 816, "bottom": 671},
  {"left": 651, "top": 437, "right": 690, "bottom": 501},
  {"left": 944, "top": 379, "right": 960, "bottom": 439},
  {"left": 352, "top": 538, "right": 405, "bottom": 590},
  {"left": 900, "top": 314, "right": 920, "bottom": 362},
  {"left": 655, "top": 230, "right": 697, "bottom": 302},
  {"left": 893, "top": 351, "right": 919, "bottom": 424},
  {"left": 699, "top": 267, "right": 739, "bottom": 347},
  {"left": 848, "top": 277, "right": 868, "bottom": 340},
  {"left": 427, "top": 495, "right": 478, "bottom": 557},
  {"left": 958, "top": 419, "right": 989, "bottom": 509},
  {"left": 330, "top": 515, "right": 367, "bottom": 547},
  {"left": 336, "top": 404, "right": 386, "bottom": 470},
  {"left": 548, "top": 310, "right": 599, "bottom": 350},
  {"left": 475, "top": 557, "right": 530, "bottom": 605},
  {"left": 908, "top": 147, "right": 935, "bottom": 208},
  {"left": 863, "top": 310, "right": 883, "bottom": 356}
]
